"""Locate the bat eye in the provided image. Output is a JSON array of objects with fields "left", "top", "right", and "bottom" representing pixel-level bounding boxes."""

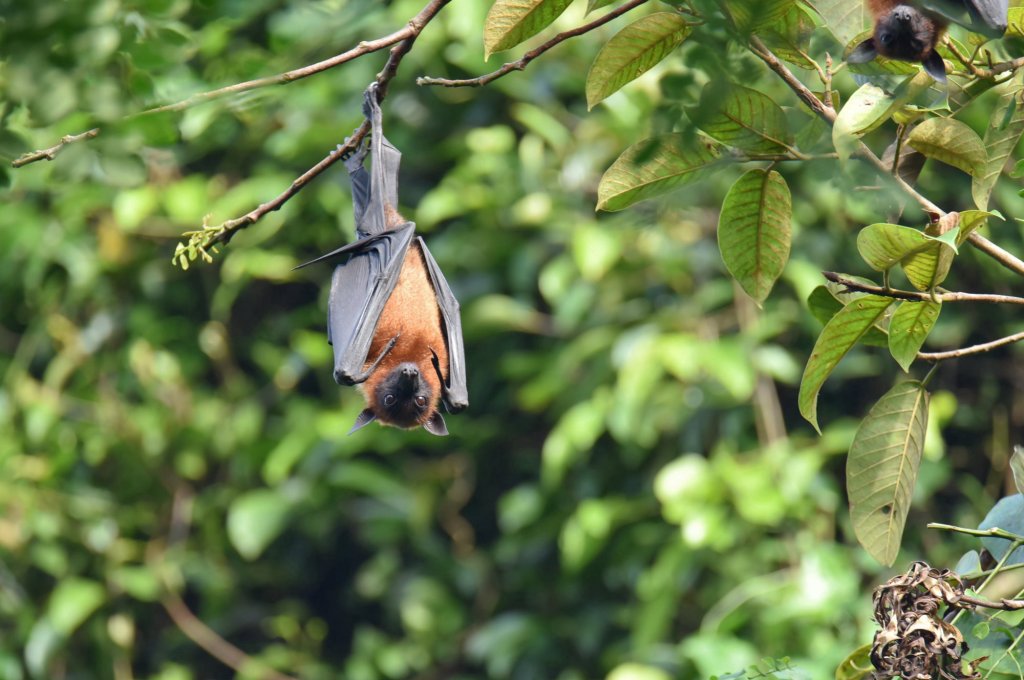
[
  {"left": 384, "top": 394, "right": 396, "bottom": 406},
  {"left": 415, "top": 396, "right": 427, "bottom": 408},
  {"left": 879, "top": 32, "right": 893, "bottom": 46}
]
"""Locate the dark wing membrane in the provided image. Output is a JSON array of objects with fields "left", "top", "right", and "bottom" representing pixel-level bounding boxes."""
[
  {"left": 314, "top": 224, "right": 416, "bottom": 385},
  {"left": 922, "top": 0, "right": 1007, "bottom": 34},
  {"left": 416, "top": 236, "right": 469, "bottom": 413},
  {"left": 360, "top": 88, "right": 403, "bottom": 237}
]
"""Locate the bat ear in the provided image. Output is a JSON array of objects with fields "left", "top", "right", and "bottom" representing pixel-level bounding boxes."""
[
  {"left": 349, "top": 408, "right": 377, "bottom": 434},
  {"left": 422, "top": 411, "right": 449, "bottom": 437},
  {"left": 847, "top": 38, "right": 878, "bottom": 64},
  {"left": 923, "top": 52, "right": 947, "bottom": 82}
]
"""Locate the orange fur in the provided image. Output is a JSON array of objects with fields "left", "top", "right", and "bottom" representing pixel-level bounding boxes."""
[{"left": 359, "top": 239, "right": 448, "bottom": 427}]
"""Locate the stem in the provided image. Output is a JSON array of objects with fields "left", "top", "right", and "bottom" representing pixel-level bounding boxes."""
[
  {"left": 918, "top": 331, "right": 1024, "bottom": 362},
  {"left": 822, "top": 272, "right": 1024, "bottom": 305},
  {"left": 418, "top": 0, "right": 650, "bottom": 87},
  {"left": 11, "top": 128, "right": 100, "bottom": 168}
]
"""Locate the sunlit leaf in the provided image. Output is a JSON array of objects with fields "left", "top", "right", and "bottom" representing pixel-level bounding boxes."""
[
  {"left": 484, "top": 0, "right": 574, "bottom": 58},
  {"left": 717, "top": 169, "right": 792, "bottom": 303},
  {"left": 799, "top": 295, "right": 893, "bottom": 432},
  {"left": 686, "top": 83, "right": 793, "bottom": 154},
  {"left": 47, "top": 579, "right": 105, "bottom": 635},
  {"left": 586, "top": 13, "right": 691, "bottom": 109},
  {"left": 806, "top": 0, "right": 869, "bottom": 44},
  {"left": 857, "top": 223, "right": 932, "bottom": 271},
  {"left": 848, "top": 380, "right": 929, "bottom": 566},
  {"left": 227, "top": 489, "right": 291, "bottom": 560},
  {"left": 973, "top": 70, "right": 1024, "bottom": 209},
  {"left": 1012, "top": 447, "right": 1024, "bottom": 495},
  {"left": 888, "top": 300, "right": 940, "bottom": 372},
  {"left": 597, "top": 134, "right": 721, "bottom": 211},
  {"left": 835, "top": 643, "right": 873, "bottom": 680},
  {"left": 907, "top": 117, "right": 986, "bottom": 176},
  {"left": 833, "top": 84, "right": 894, "bottom": 161}
]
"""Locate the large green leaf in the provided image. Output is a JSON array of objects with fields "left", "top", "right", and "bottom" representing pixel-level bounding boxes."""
[
  {"left": 901, "top": 240, "right": 956, "bottom": 290},
  {"left": 597, "top": 134, "right": 721, "bottom": 211},
  {"left": 759, "top": 3, "right": 817, "bottom": 70},
  {"left": 856, "top": 223, "right": 932, "bottom": 271},
  {"left": 973, "top": 69, "right": 1024, "bottom": 209},
  {"left": 848, "top": 380, "right": 929, "bottom": 566},
  {"left": 686, "top": 83, "right": 793, "bottom": 154},
  {"left": 484, "top": 0, "right": 574, "bottom": 58},
  {"left": 805, "top": 0, "right": 869, "bottom": 44},
  {"left": 227, "top": 488, "right": 292, "bottom": 560},
  {"left": 717, "top": 169, "right": 792, "bottom": 303},
  {"left": 888, "top": 300, "right": 940, "bottom": 372},
  {"left": 47, "top": 579, "right": 106, "bottom": 636},
  {"left": 807, "top": 283, "right": 889, "bottom": 347},
  {"left": 907, "top": 117, "right": 986, "bottom": 176},
  {"left": 799, "top": 295, "right": 893, "bottom": 432},
  {"left": 586, "top": 13, "right": 691, "bottom": 109},
  {"left": 832, "top": 84, "right": 893, "bottom": 161},
  {"left": 721, "top": 0, "right": 795, "bottom": 32}
]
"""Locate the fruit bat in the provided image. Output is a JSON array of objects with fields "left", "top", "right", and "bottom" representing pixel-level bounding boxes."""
[
  {"left": 848, "top": 0, "right": 1009, "bottom": 82},
  {"left": 296, "top": 84, "right": 468, "bottom": 436}
]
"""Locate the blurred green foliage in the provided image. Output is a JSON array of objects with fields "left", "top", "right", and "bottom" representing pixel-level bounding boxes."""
[{"left": 1, "top": 0, "right": 1023, "bottom": 678}]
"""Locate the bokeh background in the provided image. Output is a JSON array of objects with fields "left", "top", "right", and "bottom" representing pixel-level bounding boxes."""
[{"left": 2, "top": 0, "right": 1023, "bottom": 678}]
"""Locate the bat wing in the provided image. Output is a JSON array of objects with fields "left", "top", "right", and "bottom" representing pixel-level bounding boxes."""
[
  {"left": 298, "top": 224, "right": 417, "bottom": 385},
  {"left": 922, "top": 0, "right": 1007, "bottom": 34},
  {"left": 359, "top": 86, "right": 403, "bottom": 237},
  {"left": 417, "top": 236, "right": 469, "bottom": 413}
]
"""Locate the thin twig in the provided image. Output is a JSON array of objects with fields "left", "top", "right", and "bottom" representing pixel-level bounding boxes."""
[
  {"left": 12, "top": 0, "right": 452, "bottom": 168},
  {"left": 161, "top": 592, "right": 299, "bottom": 680},
  {"left": 11, "top": 128, "right": 100, "bottom": 168},
  {"left": 958, "top": 593, "right": 1024, "bottom": 611},
  {"left": 823, "top": 271, "right": 1024, "bottom": 305},
  {"left": 918, "top": 330, "right": 1024, "bottom": 361},
  {"left": 928, "top": 523, "right": 1024, "bottom": 543},
  {"left": 177, "top": 0, "right": 450, "bottom": 254},
  {"left": 417, "top": 0, "right": 650, "bottom": 87}
]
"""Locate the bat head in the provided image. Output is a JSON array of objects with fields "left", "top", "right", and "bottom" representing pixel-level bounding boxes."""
[
  {"left": 848, "top": 5, "right": 947, "bottom": 81},
  {"left": 351, "top": 361, "right": 448, "bottom": 436}
]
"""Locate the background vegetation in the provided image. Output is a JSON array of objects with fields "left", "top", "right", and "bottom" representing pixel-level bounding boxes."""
[{"left": 1, "top": 0, "right": 1022, "bottom": 678}]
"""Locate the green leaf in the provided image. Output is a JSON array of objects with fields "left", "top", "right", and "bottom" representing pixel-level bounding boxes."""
[
  {"left": 805, "top": 0, "right": 869, "bottom": 44},
  {"left": 586, "top": 13, "right": 691, "bottom": 108},
  {"left": 227, "top": 489, "right": 292, "bottom": 560},
  {"left": 833, "top": 84, "right": 893, "bottom": 161},
  {"left": 686, "top": 83, "right": 793, "bottom": 154},
  {"left": 484, "top": 0, "right": 574, "bottom": 58},
  {"left": 907, "top": 117, "right": 986, "bottom": 176},
  {"left": 848, "top": 380, "right": 929, "bottom": 566},
  {"left": 47, "top": 578, "right": 106, "bottom": 635},
  {"left": 717, "top": 169, "right": 792, "bottom": 303},
  {"left": 597, "top": 134, "right": 721, "bottom": 211},
  {"left": 973, "top": 70, "right": 1024, "bottom": 210},
  {"left": 888, "top": 300, "right": 940, "bottom": 372},
  {"left": 808, "top": 282, "right": 891, "bottom": 347},
  {"left": 901, "top": 239, "right": 955, "bottom": 290},
  {"left": 799, "top": 295, "right": 893, "bottom": 432},
  {"left": 759, "top": 4, "right": 817, "bottom": 70},
  {"left": 585, "top": 0, "right": 615, "bottom": 13},
  {"left": 721, "top": 0, "right": 794, "bottom": 32},
  {"left": 857, "top": 223, "right": 932, "bottom": 271},
  {"left": 1012, "top": 446, "right": 1024, "bottom": 495},
  {"left": 834, "top": 643, "right": 873, "bottom": 680},
  {"left": 956, "top": 209, "right": 1002, "bottom": 246}
]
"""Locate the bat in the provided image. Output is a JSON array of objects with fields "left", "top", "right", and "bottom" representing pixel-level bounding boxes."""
[
  {"left": 296, "top": 84, "right": 468, "bottom": 436},
  {"left": 848, "top": 0, "right": 1008, "bottom": 82}
]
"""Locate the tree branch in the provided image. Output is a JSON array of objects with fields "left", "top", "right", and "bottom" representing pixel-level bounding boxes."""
[
  {"left": 823, "top": 271, "right": 1024, "bottom": 305},
  {"left": 11, "top": 128, "right": 100, "bottom": 168},
  {"left": 12, "top": 0, "right": 451, "bottom": 168},
  {"left": 172, "top": 0, "right": 451, "bottom": 263},
  {"left": 162, "top": 592, "right": 298, "bottom": 680},
  {"left": 749, "top": 37, "right": 1024, "bottom": 278},
  {"left": 418, "top": 0, "right": 651, "bottom": 88},
  {"left": 918, "top": 330, "right": 1024, "bottom": 362},
  {"left": 957, "top": 593, "right": 1024, "bottom": 611}
]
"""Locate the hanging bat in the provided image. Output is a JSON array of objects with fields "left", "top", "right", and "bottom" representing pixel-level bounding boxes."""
[
  {"left": 848, "top": 0, "right": 1008, "bottom": 82},
  {"left": 296, "top": 84, "right": 468, "bottom": 436}
]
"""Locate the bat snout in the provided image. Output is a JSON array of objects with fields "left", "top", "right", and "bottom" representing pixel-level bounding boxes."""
[
  {"left": 395, "top": 362, "right": 421, "bottom": 390},
  {"left": 892, "top": 5, "right": 914, "bottom": 23}
]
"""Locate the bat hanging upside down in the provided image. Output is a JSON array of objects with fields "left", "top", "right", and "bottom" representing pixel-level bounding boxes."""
[
  {"left": 848, "top": 0, "right": 1008, "bottom": 81},
  {"left": 296, "top": 84, "right": 468, "bottom": 436}
]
